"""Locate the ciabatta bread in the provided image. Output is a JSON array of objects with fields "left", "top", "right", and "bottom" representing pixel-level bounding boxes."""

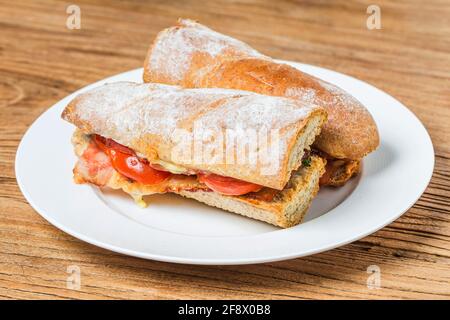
[
  {"left": 143, "top": 18, "right": 379, "bottom": 161},
  {"left": 71, "top": 129, "right": 325, "bottom": 228},
  {"left": 62, "top": 82, "right": 326, "bottom": 190}
]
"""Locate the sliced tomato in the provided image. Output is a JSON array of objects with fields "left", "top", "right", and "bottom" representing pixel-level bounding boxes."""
[
  {"left": 108, "top": 149, "right": 170, "bottom": 185},
  {"left": 93, "top": 135, "right": 170, "bottom": 185},
  {"left": 93, "top": 135, "right": 134, "bottom": 155},
  {"left": 198, "top": 173, "right": 262, "bottom": 196}
]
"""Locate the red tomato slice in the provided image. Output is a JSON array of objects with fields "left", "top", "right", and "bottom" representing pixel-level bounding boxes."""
[
  {"left": 94, "top": 135, "right": 134, "bottom": 155},
  {"left": 93, "top": 135, "right": 170, "bottom": 185},
  {"left": 198, "top": 173, "right": 262, "bottom": 196},
  {"left": 108, "top": 150, "right": 170, "bottom": 185}
]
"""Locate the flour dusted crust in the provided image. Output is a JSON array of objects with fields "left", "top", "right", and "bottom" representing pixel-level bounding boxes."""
[
  {"left": 62, "top": 82, "right": 326, "bottom": 190},
  {"left": 143, "top": 18, "right": 379, "bottom": 160}
]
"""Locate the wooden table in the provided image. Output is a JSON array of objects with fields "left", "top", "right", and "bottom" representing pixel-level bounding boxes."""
[{"left": 1, "top": 0, "right": 449, "bottom": 300}]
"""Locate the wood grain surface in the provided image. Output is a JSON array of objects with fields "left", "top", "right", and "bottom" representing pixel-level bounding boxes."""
[{"left": 1, "top": 0, "right": 449, "bottom": 300}]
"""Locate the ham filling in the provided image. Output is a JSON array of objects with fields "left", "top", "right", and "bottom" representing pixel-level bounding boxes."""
[{"left": 74, "top": 142, "right": 114, "bottom": 186}]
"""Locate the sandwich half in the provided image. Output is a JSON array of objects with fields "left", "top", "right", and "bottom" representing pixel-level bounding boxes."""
[
  {"left": 62, "top": 82, "right": 327, "bottom": 228},
  {"left": 143, "top": 19, "right": 380, "bottom": 186}
]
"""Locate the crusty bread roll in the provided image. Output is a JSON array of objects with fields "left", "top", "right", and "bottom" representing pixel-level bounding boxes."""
[
  {"left": 143, "top": 18, "right": 379, "bottom": 161},
  {"left": 62, "top": 82, "right": 326, "bottom": 190}
]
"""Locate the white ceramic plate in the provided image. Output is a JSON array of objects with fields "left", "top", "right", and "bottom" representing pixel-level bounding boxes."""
[{"left": 15, "top": 61, "right": 434, "bottom": 265}]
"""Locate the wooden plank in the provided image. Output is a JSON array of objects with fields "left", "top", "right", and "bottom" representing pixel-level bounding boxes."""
[{"left": 0, "top": 0, "right": 449, "bottom": 299}]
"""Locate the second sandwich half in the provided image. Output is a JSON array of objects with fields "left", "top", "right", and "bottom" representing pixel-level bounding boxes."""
[{"left": 62, "top": 82, "right": 327, "bottom": 228}]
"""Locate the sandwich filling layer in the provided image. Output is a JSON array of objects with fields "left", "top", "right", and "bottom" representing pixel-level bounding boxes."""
[
  {"left": 71, "top": 130, "right": 320, "bottom": 207},
  {"left": 314, "top": 150, "right": 360, "bottom": 186}
]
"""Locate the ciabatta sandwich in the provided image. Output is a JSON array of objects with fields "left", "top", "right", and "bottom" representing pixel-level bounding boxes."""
[
  {"left": 62, "top": 82, "right": 326, "bottom": 228},
  {"left": 143, "top": 19, "right": 380, "bottom": 186}
]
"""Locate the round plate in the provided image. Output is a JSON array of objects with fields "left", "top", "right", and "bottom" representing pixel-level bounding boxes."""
[{"left": 15, "top": 61, "right": 434, "bottom": 265}]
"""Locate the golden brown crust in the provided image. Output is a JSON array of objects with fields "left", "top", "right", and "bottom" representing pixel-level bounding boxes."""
[{"left": 143, "top": 19, "right": 379, "bottom": 161}]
